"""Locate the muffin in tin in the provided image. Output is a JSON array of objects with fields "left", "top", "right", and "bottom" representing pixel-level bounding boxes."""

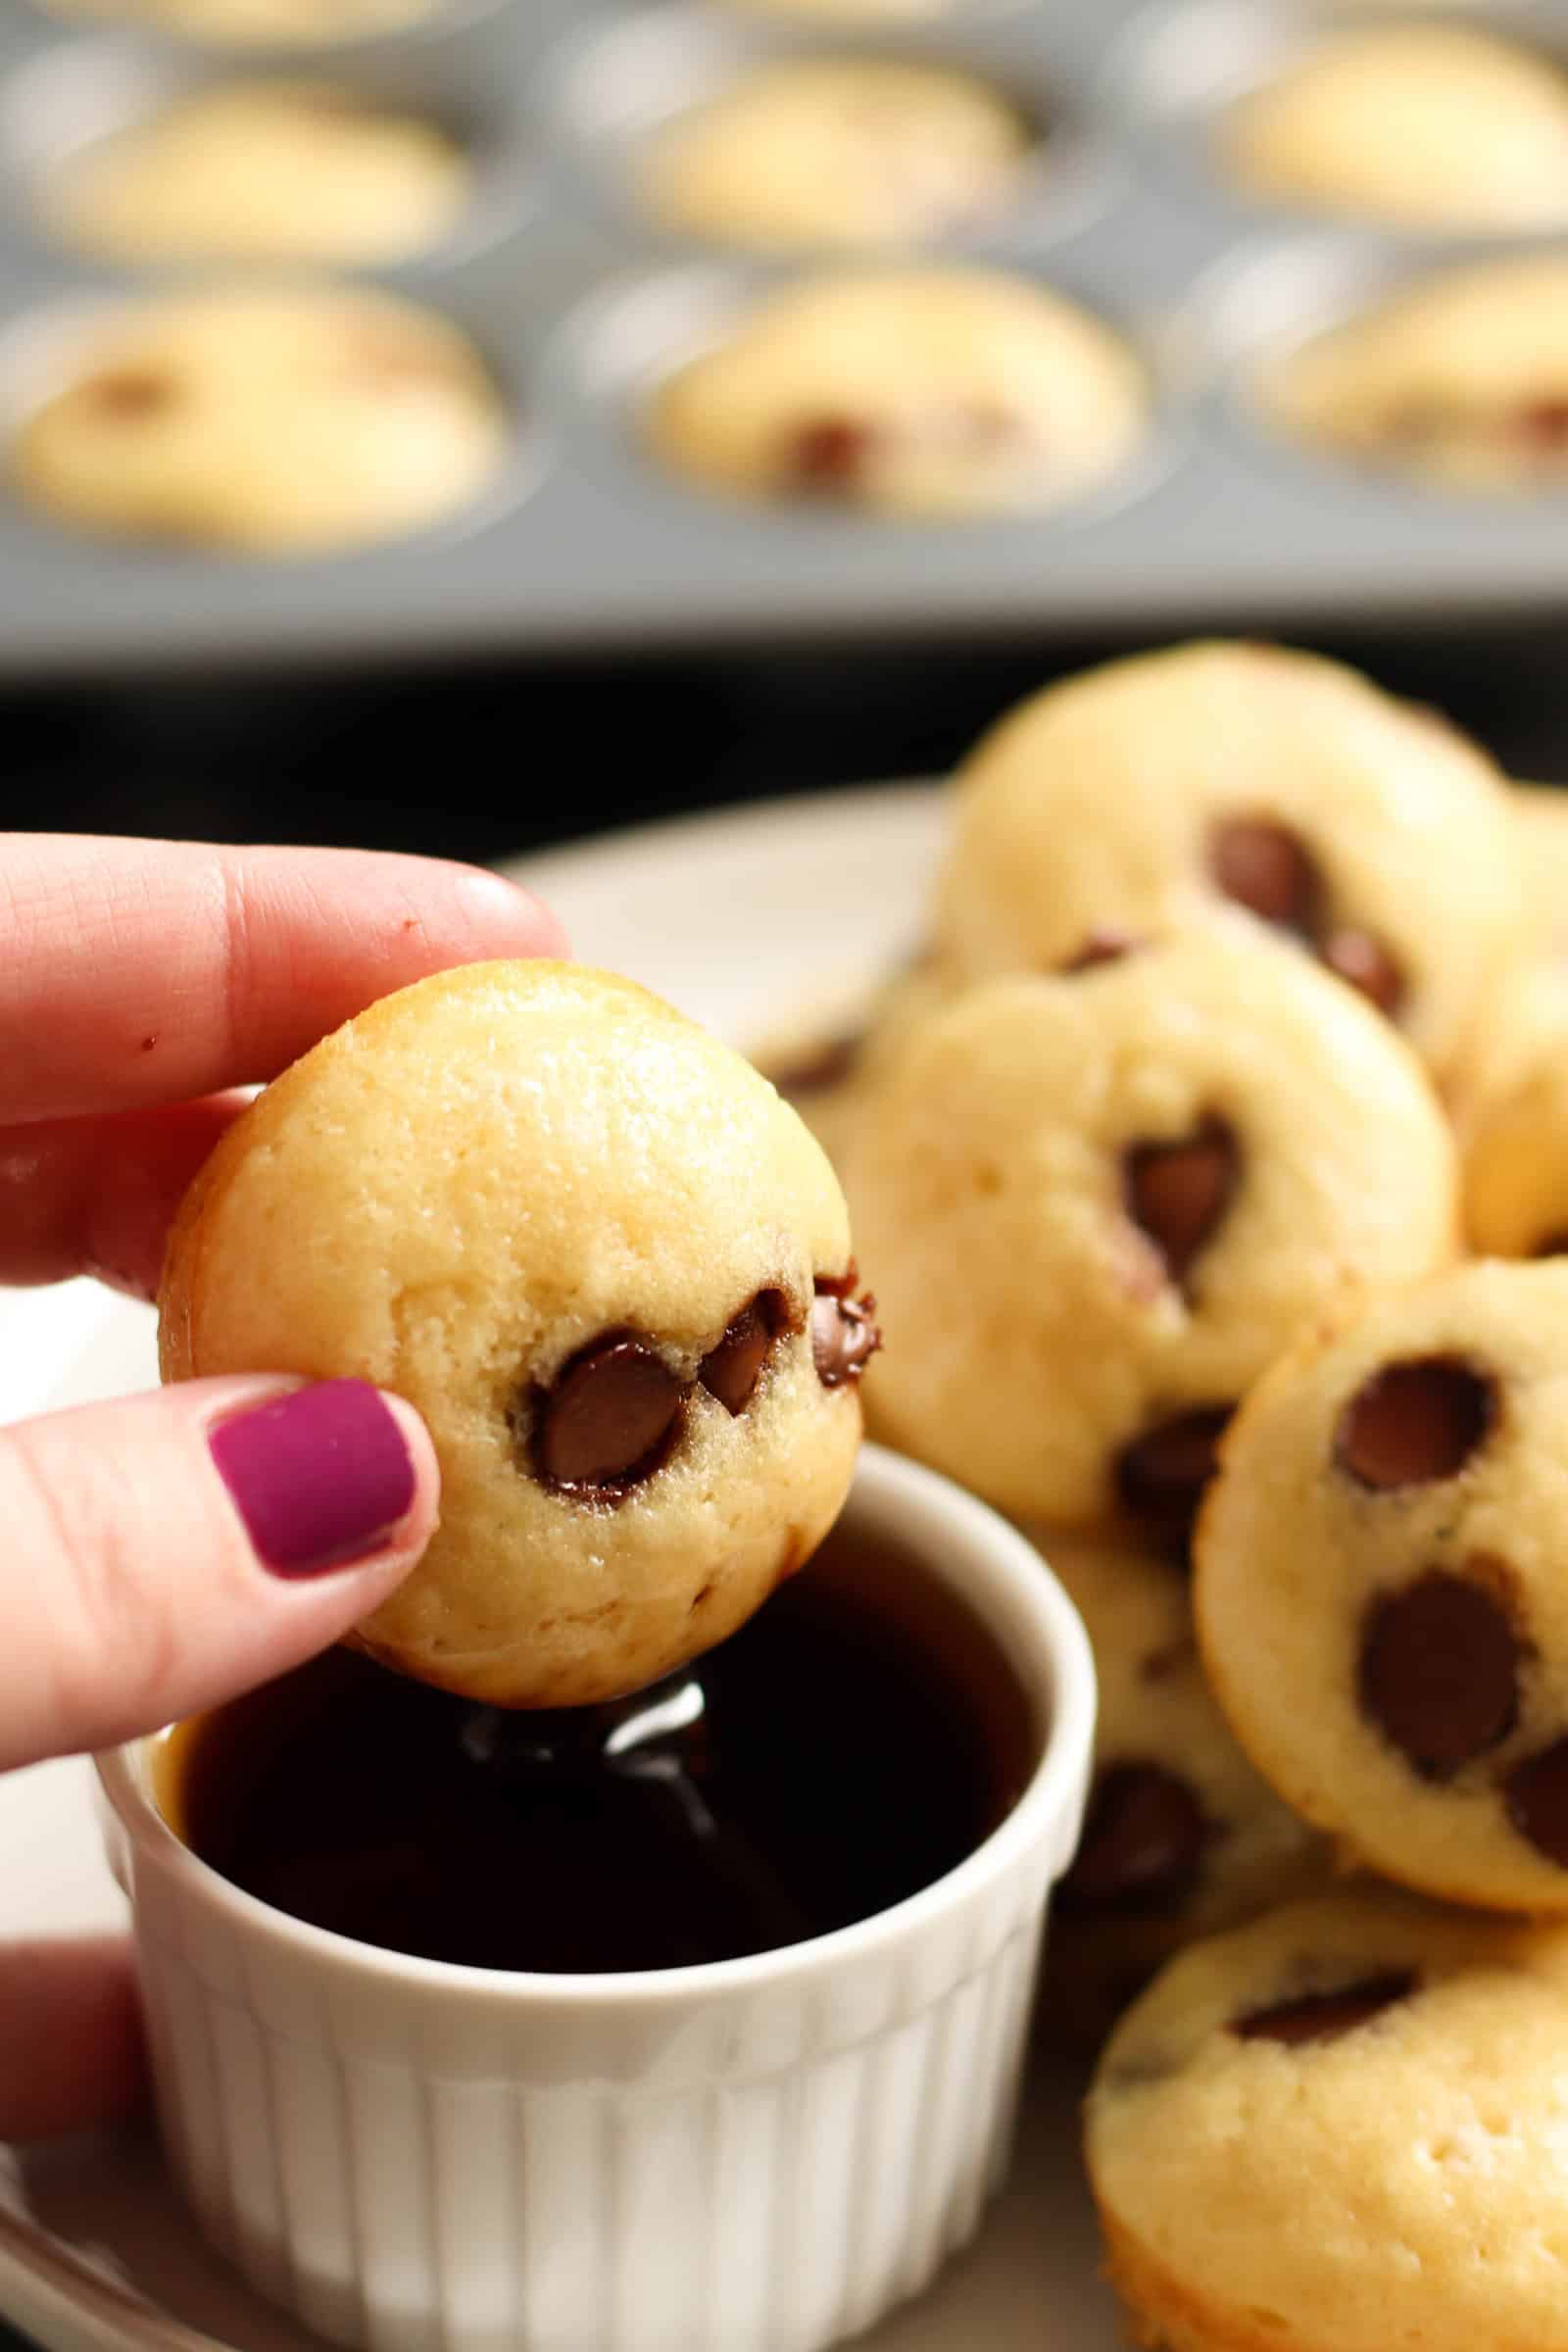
[
  {"left": 1263, "top": 253, "right": 1568, "bottom": 493},
  {"left": 647, "top": 266, "right": 1147, "bottom": 519},
  {"left": 46, "top": 82, "right": 469, "bottom": 266},
  {"left": 1222, "top": 24, "right": 1568, "bottom": 233},
  {"left": 10, "top": 284, "right": 507, "bottom": 557},
  {"left": 41, "top": 0, "right": 441, "bottom": 46},
  {"left": 641, "top": 58, "right": 1031, "bottom": 252}
]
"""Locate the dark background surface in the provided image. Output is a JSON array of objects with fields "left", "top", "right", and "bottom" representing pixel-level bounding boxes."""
[{"left": 8, "top": 616, "right": 1567, "bottom": 862}]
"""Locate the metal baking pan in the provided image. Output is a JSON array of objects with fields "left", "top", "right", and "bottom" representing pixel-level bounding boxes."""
[{"left": 0, "top": 0, "right": 1566, "bottom": 672}]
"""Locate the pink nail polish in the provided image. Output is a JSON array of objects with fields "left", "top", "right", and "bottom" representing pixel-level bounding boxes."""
[{"left": 210, "top": 1382, "right": 416, "bottom": 1578}]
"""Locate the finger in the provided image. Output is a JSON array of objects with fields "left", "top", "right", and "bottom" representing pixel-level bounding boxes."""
[
  {"left": 0, "top": 1936, "right": 145, "bottom": 2142},
  {"left": 0, "top": 1376, "right": 440, "bottom": 1773},
  {"left": 0, "top": 1095, "right": 246, "bottom": 1296},
  {"left": 0, "top": 837, "right": 566, "bottom": 1124}
]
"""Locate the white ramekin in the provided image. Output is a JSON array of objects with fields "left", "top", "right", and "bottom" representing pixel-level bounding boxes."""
[{"left": 95, "top": 1445, "right": 1095, "bottom": 2352}]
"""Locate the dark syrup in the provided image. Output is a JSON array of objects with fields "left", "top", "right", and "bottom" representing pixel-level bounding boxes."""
[{"left": 157, "top": 1526, "right": 1037, "bottom": 1974}]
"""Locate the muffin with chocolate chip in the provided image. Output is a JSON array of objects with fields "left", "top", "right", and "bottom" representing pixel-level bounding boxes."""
[
  {"left": 1197, "top": 1259, "right": 1568, "bottom": 1912},
  {"left": 47, "top": 82, "right": 469, "bottom": 266},
  {"left": 646, "top": 267, "right": 1147, "bottom": 519},
  {"left": 10, "top": 285, "right": 505, "bottom": 556},
  {"left": 1263, "top": 253, "right": 1568, "bottom": 493},
  {"left": 843, "top": 918, "right": 1457, "bottom": 1534},
  {"left": 1044, "top": 1527, "right": 1333, "bottom": 2046},
  {"left": 936, "top": 641, "right": 1520, "bottom": 1092},
  {"left": 1221, "top": 24, "right": 1568, "bottom": 232},
  {"left": 160, "top": 961, "right": 877, "bottom": 1708},
  {"left": 1087, "top": 1887, "right": 1568, "bottom": 2352},
  {"left": 642, "top": 58, "right": 1030, "bottom": 252}
]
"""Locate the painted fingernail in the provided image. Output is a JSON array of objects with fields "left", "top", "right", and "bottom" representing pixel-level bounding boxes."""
[{"left": 210, "top": 1381, "right": 417, "bottom": 1578}]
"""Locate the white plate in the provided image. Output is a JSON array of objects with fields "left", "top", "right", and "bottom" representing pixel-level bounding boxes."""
[{"left": 0, "top": 784, "right": 1121, "bottom": 2352}]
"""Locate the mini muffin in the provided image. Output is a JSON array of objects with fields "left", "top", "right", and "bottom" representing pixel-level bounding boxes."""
[
  {"left": 1512, "top": 783, "right": 1568, "bottom": 944},
  {"left": 1086, "top": 1887, "right": 1568, "bottom": 2352},
  {"left": 160, "top": 961, "right": 878, "bottom": 1709},
  {"left": 1198, "top": 1259, "right": 1568, "bottom": 1913},
  {"left": 1449, "top": 785, "right": 1568, "bottom": 1132},
  {"left": 641, "top": 59, "right": 1029, "bottom": 252},
  {"left": 10, "top": 285, "right": 506, "bottom": 556},
  {"left": 46, "top": 82, "right": 468, "bottom": 266},
  {"left": 936, "top": 640, "right": 1520, "bottom": 1089},
  {"left": 1463, "top": 1014, "right": 1568, "bottom": 1256},
  {"left": 1043, "top": 1527, "right": 1333, "bottom": 2047},
  {"left": 43, "top": 0, "right": 437, "bottom": 45},
  {"left": 1264, "top": 253, "right": 1568, "bottom": 492},
  {"left": 843, "top": 920, "right": 1457, "bottom": 1534},
  {"left": 1222, "top": 24, "right": 1568, "bottom": 232},
  {"left": 647, "top": 267, "right": 1147, "bottom": 518}
]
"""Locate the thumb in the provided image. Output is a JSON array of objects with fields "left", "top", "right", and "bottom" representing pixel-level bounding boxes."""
[{"left": 0, "top": 1375, "right": 439, "bottom": 1772}]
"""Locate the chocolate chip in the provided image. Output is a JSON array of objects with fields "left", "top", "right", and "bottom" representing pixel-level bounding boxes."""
[
  {"left": 87, "top": 369, "right": 175, "bottom": 419},
  {"left": 1115, "top": 1404, "right": 1233, "bottom": 1560},
  {"left": 811, "top": 1281, "right": 881, "bottom": 1388},
  {"left": 1058, "top": 1763, "right": 1205, "bottom": 1912},
  {"left": 699, "top": 1289, "right": 789, "bottom": 1416},
  {"left": 1122, "top": 1118, "right": 1239, "bottom": 1287},
  {"left": 1059, "top": 928, "right": 1140, "bottom": 974},
  {"left": 1336, "top": 1357, "right": 1495, "bottom": 1491},
  {"left": 790, "top": 417, "right": 874, "bottom": 492},
  {"left": 1359, "top": 1569, "right": 1520, "bottom": 1779},
  {"left": 1321, "top": 928, "right": 1405, "bottom": 1018},
  {"left": 1517, "top": 399, "right": 1568, "bottom": 453},
  {"left": 1233, "top": 1971, "right": 1416, "bottom": 2047},
  {"left": 532, "top": 1335, "right": 685, "bottom": 1494},
  {"left": 1505, "top": 1739, "right": 1568, "bottom": 1867},
  {"left": 1139, "top": 1635, "right": 1198, "bottom": 1683},
  {"left": 1207, "top": 818, "right": 1321, "bottom": 936},
  {"left": 1534, "top": 1231, "right": 1568, "bottom": 1260}
]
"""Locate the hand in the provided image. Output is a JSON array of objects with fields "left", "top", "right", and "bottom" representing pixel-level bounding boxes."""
[{"left": 0, "top": 835, "right": 565, "bottom": 2141}]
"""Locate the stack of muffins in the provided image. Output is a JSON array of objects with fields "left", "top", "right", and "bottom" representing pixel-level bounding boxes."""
[{"left": 761, "top": 638, "right": 1568, "bottom": 2352}]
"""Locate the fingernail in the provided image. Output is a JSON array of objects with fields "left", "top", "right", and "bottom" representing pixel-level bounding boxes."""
[{"left": 210, "top": 1381, "right": 417, "bottom": 1578}]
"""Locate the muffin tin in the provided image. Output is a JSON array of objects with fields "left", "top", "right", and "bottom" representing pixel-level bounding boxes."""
[{"left": 1, "top": 0, "right": 1567, "bottom": 669}]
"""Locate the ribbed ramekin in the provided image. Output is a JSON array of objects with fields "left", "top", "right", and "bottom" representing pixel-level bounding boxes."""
[{"left": 95, "top": 1445, "right": 1095, "bottom": 2352}]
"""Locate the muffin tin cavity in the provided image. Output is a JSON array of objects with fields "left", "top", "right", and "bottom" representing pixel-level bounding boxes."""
[
  {"left": 542, "top": 254, "right": 1176, "bottom": 532},
  {"left": 0, "top": 279, "right": 542, "bottom": 558},
  {"left": 24, "top": 0, "right": 502, "bottom": 58},
  {"left": 1105, "top": 0, "right": 1568, "bottom": 235},
  {"left": 0, "top": 40, "right": 534, "bottom": 264},
  {"left": 1183, "top": 230, "right": 1568, "bottom": 500},
  {"left": 540, "top": 7, "right": 1112, "bottom": 257}
]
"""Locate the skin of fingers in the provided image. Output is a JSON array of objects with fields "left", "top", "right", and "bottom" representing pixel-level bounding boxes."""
[
  {"left": 0, "top": 1095, "right": 246, "bottom": 1296},
  {"left": 0, "top": 836, "right": 566, "bottom": 1124},
  {"left": 0, "top": 1376, "right": 441, "bottom": 1774},
  {"left": 0, "top": 840, "right": 564, "bottom": 2135}
]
